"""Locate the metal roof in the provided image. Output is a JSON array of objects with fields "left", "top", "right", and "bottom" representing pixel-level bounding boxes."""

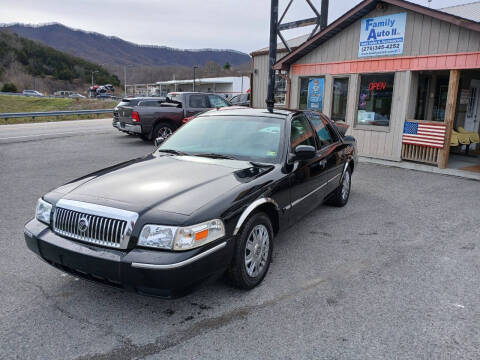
[
  {"left": 156, "top": 76, "right": 247, "bottom": 86},
  {"left": 441, "top": 1, "right": 480, "bottom": 22},
  {"left": 251, "top": 33, "right": 313, "bottom": 55}
]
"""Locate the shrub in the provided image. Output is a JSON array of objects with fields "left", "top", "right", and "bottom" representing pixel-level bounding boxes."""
[{"left": 1, "top": 82, "right": 17, "bottom": 92}]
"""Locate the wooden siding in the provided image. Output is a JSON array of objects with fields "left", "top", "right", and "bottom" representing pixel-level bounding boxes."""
[
  {"left": 294, "top": 5, "right": 480, "bottom": 65},
  {"left": 251, "top": 52, "right": 287, "bottom": 108},
  {"left": 343, "top": 71, "right": 412, "bottom": 161}
]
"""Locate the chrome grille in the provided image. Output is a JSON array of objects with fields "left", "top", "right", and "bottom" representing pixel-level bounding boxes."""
[{"left": 52, "top": 199, "right": 138, "bottom": 250}]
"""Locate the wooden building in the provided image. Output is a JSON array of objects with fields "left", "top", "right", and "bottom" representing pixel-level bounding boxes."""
[{"left": 251, "top": 0, "right": 480, "bottom": 170}]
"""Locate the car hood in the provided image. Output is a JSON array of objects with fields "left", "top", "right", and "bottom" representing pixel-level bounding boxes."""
[{"left": 55, "top": 154, "right": 265, "bottom": 216}]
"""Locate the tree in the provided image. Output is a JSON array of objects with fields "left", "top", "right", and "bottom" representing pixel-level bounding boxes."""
[
  {"left": 1, "top": 82, "right": 17, "bottom": 92},
  {"left": 223, "top": 62, "right": 231, "bottom": 71}
]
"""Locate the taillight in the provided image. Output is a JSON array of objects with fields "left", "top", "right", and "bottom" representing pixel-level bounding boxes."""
[
  {"left": 132, "top": 111, "right": 140, "bottom": 122},
  {"left": 182, "top": 115, "right": 195, "bottom": 124}
]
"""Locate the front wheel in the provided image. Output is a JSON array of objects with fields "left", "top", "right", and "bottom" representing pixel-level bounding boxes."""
[
  {"left": 327, "top": 167, "right": 351, "bottom": 207},
  {"left": 227, "top": 212, "right": 273, "bottom": 289}
]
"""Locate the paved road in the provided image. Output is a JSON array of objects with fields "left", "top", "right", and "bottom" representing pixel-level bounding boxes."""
[
  {"left": 0, "top": 118, "right": 112, "bottom": 144},
  {"left": 1, "top": 121, "right": 479, "bottom": 359}
]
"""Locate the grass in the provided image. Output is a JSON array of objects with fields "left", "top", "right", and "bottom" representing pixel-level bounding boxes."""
[{"left": 0, "top": 95, "right": 118, "bottom": 124}]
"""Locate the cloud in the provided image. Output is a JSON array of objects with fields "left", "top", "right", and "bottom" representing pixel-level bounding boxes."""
[{"left": 0, "top": 0, "right": 472, "bottom": 53}]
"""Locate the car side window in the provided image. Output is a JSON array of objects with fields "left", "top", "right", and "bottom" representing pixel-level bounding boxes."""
[
  {"left": 189, "top": 95, "right": 209, "bottom": 108},
  {"left": 208, "top": 95, "right": 228, "bottom": 108},
  {"left": 308, "top": 112, "right": 335, "bottom": 147},
  {"left": 290, "top": 114, "right": 316, "bottom": 151}
]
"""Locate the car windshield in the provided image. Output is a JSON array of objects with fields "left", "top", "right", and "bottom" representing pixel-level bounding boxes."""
[{"left": 158, "top": 115, "right": 285, "bottom": 163}]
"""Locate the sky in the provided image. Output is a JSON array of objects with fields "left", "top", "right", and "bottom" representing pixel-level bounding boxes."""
[{"left": 0, "top": 0, "right": 475, "bottom": 53}]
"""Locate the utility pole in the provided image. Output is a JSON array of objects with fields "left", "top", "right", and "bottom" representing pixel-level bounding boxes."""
[
  {"left": 193, "top": 66, "right": 198, "bottom": 92},
  {"left": 91, "top": 70, "right": 99, "bottom": 87},
  {"left": 124, "top": 66, "right": 127, "bottom": 96},
  {"left": 266, "top": 0, "right": 279, "bottom": 110},
  {"left": 266, "top": 0, "right": 328, "bottom": 110}
]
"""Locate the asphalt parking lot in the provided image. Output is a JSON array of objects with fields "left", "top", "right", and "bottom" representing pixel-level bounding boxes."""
[{"left": 1, "top": 119, "right": 479, "bottom": 359}]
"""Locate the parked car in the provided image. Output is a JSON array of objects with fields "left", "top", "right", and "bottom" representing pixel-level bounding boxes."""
[
  {"left": 112, "top": 92, "right": 231, "bottom": 141},
  {"left": 24, "top": 107, "right": 357, "bottom": 298},
  {"left": 230, "top": 93, "right": 250, "bottom": 107},
  {"left": 23, "top": 90, "right": 44, "bottom": 97}
]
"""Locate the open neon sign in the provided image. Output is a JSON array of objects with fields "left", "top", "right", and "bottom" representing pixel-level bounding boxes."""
[{"left": 368, "top": 81, "right": 387, "bottom": 91}]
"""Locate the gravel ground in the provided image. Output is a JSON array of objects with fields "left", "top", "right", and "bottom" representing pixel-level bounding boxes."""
[{"left": 0, "top": 122, "right": 479, "bottom": 359}]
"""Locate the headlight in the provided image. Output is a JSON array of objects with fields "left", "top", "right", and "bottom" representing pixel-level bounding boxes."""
[
  {"left": 138, "top": 219, "right": 225, "bottom": 251},
  {"left": 36, "top": 198, "right": 52, "bottom": 225}
]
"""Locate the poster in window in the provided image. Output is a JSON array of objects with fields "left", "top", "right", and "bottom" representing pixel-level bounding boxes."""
[
  {"left": 307, "top": 78, "right": 324, "bottom": 110},
  {"left": 358, "top": 13, "right": 406, "bottom": 58}
]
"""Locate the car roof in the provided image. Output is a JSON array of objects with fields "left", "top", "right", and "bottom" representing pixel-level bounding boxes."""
[
  {"left": 197, "top": 107, "right": 297, "bottom": 119},
  {"left": 121, "top": 97, "right": 165, "bottom": 101},
  {"left": 167, "top": 92, "right": 222, "bottom": 96}
]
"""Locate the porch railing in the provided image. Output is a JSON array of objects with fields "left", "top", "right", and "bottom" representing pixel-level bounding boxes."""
[
  {"left": 401, "top": 143, "right": 440, "bottom": 164},
  {"left": 401, "top": 119, "right": 442, "bottom": 165}
]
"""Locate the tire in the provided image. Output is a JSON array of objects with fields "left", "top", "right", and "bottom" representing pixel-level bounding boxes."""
[
  {"left": 327, "top": 167, "right": 351, "bottom": 207},
  {"left": 227, "top": 212, "right": 274, "bottom": 289},
  {"left": 153, "top": 122, "right": 175, "bottom": 141}
]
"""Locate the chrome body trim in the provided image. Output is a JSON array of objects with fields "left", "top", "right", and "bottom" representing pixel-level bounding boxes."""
[
  {"left": 284, "top": 173, "right": 341, "bottom": 211},
  {"left": 53, "top": 199, "right": 139, "bottom": 250},
  {"left": 340, "top": 160, "right": 350, "bottom": 183},
  {"left": 113, "top": 122, "right": 142, "bottom": 134},
  {"left": 131, "top": 241, "right": 227, "bottom": 270},
  {"left": 233, "top": 197, "right": 280, "bottom": 236}
]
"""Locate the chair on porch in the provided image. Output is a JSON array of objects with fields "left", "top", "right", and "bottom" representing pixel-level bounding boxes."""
[
  {"left": 451, "top": 130, "right": 470, "bottom": 147},
  {"left": 457, "top": 127, "right": 480, "bottom": 144}
]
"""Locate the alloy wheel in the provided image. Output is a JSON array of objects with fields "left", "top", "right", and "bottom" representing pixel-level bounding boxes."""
[
  {"left": 158, "top": 126, "right": 173, "bottom": 138},
  {"left": 244, "top": 224, "right": 270, "bottom": 278}
]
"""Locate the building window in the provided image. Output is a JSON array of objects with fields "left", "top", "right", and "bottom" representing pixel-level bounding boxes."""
[
  {"left": 357, "top": 73, "right": 395, "bottom": 127},
  {"left": 331, "top": 78, "right": 349, "bottom": 121},
  {"left": 299, "top": 77, "right": 325, "bottom": 110},
  {"left": 274, "top": 75, "right": 287, "bottom": 105}
]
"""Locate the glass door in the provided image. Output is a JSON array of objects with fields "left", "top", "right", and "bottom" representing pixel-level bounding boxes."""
[{"left": 331, "top": 78, "right": 349, "bottom": 121}]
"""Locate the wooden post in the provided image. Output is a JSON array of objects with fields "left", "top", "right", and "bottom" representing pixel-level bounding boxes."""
[{"left": 438, "top": 69, "right": 460, "bottom": 169}]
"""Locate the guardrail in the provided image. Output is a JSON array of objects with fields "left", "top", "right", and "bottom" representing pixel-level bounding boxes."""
[
  {"left": 1, "top": 109, "right": 114, "bottom": 121},
  {"left": 0, "top": 92, "right": 120, "bottom": 100}
]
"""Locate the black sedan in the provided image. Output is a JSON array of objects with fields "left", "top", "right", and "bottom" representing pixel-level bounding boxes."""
[{"left": 24, "top": 108, "right": 357, "bottom": 298}]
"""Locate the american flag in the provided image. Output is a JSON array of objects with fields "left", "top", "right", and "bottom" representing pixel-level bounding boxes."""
[{"left": 402, "top": 121, "right": 446, "bottom": 148}]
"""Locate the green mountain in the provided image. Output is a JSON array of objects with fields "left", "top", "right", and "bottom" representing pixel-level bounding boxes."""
[{"left": 0, "top": 29, "right": 120, "bottom": 91}]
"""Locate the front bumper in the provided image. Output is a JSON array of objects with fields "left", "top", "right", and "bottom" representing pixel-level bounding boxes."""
[
  {"left": 24, "top": 219, "right": 234, "bottom": 298},
  {"left": 112, "top": 120, "right": 142, "bottom": 135}
]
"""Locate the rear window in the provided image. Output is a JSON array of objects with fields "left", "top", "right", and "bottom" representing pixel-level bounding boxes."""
[{"left": 117, "top": 99, "right": 138, "bottom": 107}]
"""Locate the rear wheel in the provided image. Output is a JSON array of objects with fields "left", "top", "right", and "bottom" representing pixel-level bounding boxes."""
[
  {"left": 153, "top": 122, "right": 174, "bottom": 141},
  {"left": 327, "top": 167, "right": 351, "bottom": 207},
  {"left": 227, "top": 212, "right": 273, "bottom": 289}
]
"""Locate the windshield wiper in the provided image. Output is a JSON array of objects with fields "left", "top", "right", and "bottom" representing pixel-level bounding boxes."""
[
  {"left": 192, "top": 153, "right": 238, "bottom": 160},
  {"left": 157, "top": 149, "right": 188, "bottom": 156},
  {"left": 249, "top": 161, "right": 274, "bottom": 168}
]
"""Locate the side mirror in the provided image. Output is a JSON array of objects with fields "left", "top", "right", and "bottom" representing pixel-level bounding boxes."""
[
  {"left": 154, "top": 137, "right": 165, "bottom": 147},
  {"left": 294, "top": 145, "right": 316, "bottom": 160}
]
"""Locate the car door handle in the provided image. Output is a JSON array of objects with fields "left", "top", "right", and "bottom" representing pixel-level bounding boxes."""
[{"left": 319, "top": 159, "right": 327, "bottom": 168}]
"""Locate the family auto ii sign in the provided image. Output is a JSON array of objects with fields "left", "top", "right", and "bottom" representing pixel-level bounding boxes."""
[{"left": 358, "top": 12, "right": 407, "bottom": 58}]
